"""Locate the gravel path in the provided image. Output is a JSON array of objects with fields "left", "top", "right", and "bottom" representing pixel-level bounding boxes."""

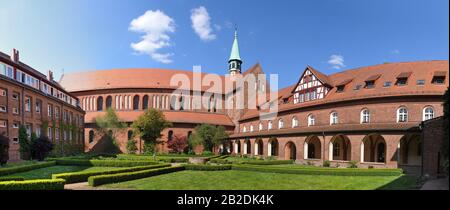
[{"left": 64, "top": 182, "right": 133, "bottom": 190}]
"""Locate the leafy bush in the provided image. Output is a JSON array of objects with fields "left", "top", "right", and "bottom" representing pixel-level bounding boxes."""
[
  {"left": 322, "top": 160, "right": 331, "bottom": 167},
  {"left": 187, "top": 150, "right": 196, "bottom": 155},
  {"left": 241, "top": 160, "right": 294, "bottom": 165},
  {"left": 0, "top": 178, "right": 65, "bottom": 190},
  {"left": 55, "top": 159, "right": 159, "bottom": 167},
  {"left": 231, "top": 165, "right": 403, "bottom": 176},
  {"left": 0, "top": 161, "right": 56, "bottom": 176},
  {"left": 126, "top": 139, "right": 138, "bottom": 154},
  {"left": 0, "top": 133, "right": 9, "bottom": 166},
  {"left": 348, "top": 160, "right": 358, "bottom": 168},
  {"left": 88, "top": 166, "right": 184, "bottom": 187},
  {"left": 30, "top": 135, "right": 54, "bottom": 161},
  {"left": 202, "top": 151, "right": 213, "bottom": 156},
  {"left": 184, "top": 164, "right": 232, "bottom": 171},
  {"left": 18, "top": 125, "right": 31, "bottom": 160},
  {"left": 157, "top": 157, "right": 189, "bottom": 163},
  {"left": 52, "top": 163, "right": 170, "bottom": 183},
  {"left": 0, "top": 177, "right": 25, "bottom": 181},
  {"left": 167, "top": 135, "right": 188, "bottom": 153},
  {"left": 208, "top": 158, "right": 229, "bottom": 164}
]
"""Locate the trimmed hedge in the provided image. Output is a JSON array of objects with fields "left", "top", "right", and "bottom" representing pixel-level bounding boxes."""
[
  {"left": 157, "top": 157, "right": 189, "bottom": 163},
  {"left": 0, "top": 177, "right": 25, "bottom": 181},
  {"left": 88, "top": 166, "right": 185, "bottom": 187},
  {"left": 52, "top": 163, "right": 171, "bottom": 184},
  {"left": 0, "top": 161, "right": 56, "bottom": 176},
  {"left": 241, "top": 160, "right": 294, "bottom": 165},
  {"left": 184, "top": 164, "right": 232, "bottom": 171},
  {"left": 208, "top": 158, "right": 229, "bottom": 164},
  {"left": 0, "top": 178, "right": 65, "bottom": 190},
  {"left": 55, "top": 159, "right": 159, "bottom": 167},
  {"left": 231, "top": 165, "right": 403, "bottom": 176}
]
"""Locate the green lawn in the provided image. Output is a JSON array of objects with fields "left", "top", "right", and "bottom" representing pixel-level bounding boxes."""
[
  {"left": 0, "top": 166, "right": 119, "bottom": 180},
  {"left": 103, "top": 170, "right": 419, "bottom": 190},
  {"left": 1, "top": 160, "right": 40, "bottom": 168}
]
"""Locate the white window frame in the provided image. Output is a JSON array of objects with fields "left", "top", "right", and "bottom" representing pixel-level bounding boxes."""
[
  {"left": 268, "top": 121, "right": 273, "bottom": 130},
  {"left": 259, "top": 122, "right": 263, "bottom": 131},
  {"left": 360, "top": 109, "right": 370, "bottom": 124},
  {"left": 423, "top": 106, "right": 434, "bottom": 121},
  {"left": 0, "top": 105, "right": 6, "bottom": 112},
  {"left": 278, "top": 119, "right": 284, "bottom": 129},
  {"left": 307, "top": 114, "right": 315, "bottom": 127},
  {"left": 25, "top": 97, "right": 31, "bottom": 112},
  {"left": 292, "top": 117, "right": 298, "bottom": 128},
  {"left": 0, "top": 120, "right": 6, "bottom": 127},
  {"left": 397, "top": 107, "right": 408, "bottom": 123},
  {"left": 330, "top": 112, "right": 338, "bottom": 125}
]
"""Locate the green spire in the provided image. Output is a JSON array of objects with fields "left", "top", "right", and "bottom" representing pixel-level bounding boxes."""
[{"left": 229, "top": 29, "right": 241, "bottom": 61}]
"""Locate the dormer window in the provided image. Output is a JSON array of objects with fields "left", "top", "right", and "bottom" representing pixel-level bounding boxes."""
[
  {"left": 416, "top": 79, "right": 425, "bottom": 85},
  {"left": 395, "top": 72, "right": 411, "bottom": 86},
  {"left": 432, "top": 71, "right": 446, "bottom": 84},
  {"left": 364, "top": 74, "right": 381, "bottom": 89},
  {"left": 336, "top": 85, "right": 345, "bottom": 93},
  {"left": 383, "top": 81, "right": 392, "bottom": 87},
  {"left": 354, "top": 85, "right": 362, "bottom": 90}
]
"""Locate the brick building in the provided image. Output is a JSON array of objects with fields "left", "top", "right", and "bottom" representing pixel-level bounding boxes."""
[
  {"left": 58, "top": 30, "right": 448, "bottom": 171},
  {"left": 0, "top": 49, "right": 85, "bottom": 161}
]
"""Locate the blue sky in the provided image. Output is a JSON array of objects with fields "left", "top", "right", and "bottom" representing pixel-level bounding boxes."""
[{"left": 0, "top": 0, "right": 448, "bottom": 89}]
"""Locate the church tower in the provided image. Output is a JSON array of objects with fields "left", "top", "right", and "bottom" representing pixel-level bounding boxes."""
[{"left": 228, "top": 29, "right": 242, "bottom": 75}]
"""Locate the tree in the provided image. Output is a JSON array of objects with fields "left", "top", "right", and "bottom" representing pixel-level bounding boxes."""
[
  {"left": 131, "top": 108, "right": 172, "bottom": 154},
  {"left": 18, "top": 125, "right": 31, "bottom": 160},
  {"left": 30, "top": 135, "right": 53, "bottom": 161},
  {"left": 190, "top": 124, "right": 229, "bottom": 152},
  {"left": 126, "top": 139, "right": 138, "bottom": 154},
  {"left": 94, "top": 108, "right": 127, "bottom": 152},
  {"left": 167, "top": 135, "right": 188, "bottom": 154},
  {"left": 0, "top": 133, "right": 9, "bottom": 166}
]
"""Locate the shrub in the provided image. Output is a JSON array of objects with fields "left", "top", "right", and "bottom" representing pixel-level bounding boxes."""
[
  {"left": 167, "top": 135, "right": 188, "bottom": 153},
  {"left": 52, "top": 163, "right": 170, "bottom": 183},
  {"left": 88, "top": 166, "right": 184, "bottom": 187},
  {"left": 348, "top": 160, "right": 358, "bottom": 168},
  {"left": 30, "top": 135, "right": 54, "bottom": 161},
  {"left": 157, "top": 157, "right": 189, "bottom": 163},
  {"left": 323, "top": 160, "right": 331, "bottom": 167},
  {"left": 55, "top": 159, "right": 159, "bottom": 167},
  {"left": 0, "top": 161, "right": 56, "bottom": 176},
  {"left": 0, "top": 133, "right": 9, "bottom": 166},
  {"left": 187, "top": 150, "right": 196, "bottom": 155},
  {"left": 208, "top": 158, "right": 229, "bottom": 164},
  {"left": 202, "top": 151, "right": 213, "bottom": 156},
  {"left": 0, "top": 177, "right": 25, "bottom": 181},
  {"left": 241, "top": 160, "right": 294, "bottom": 165},
  {"left": 184, "top": 164, "right": 232, "bottom": 171},
  {"left": 126, "top": 139, "right": 138, "bottom": 154},
  {"left": 0, "top": 178, "right": 65, "bottom": 190},
  {"left": 231, "top": 165, "right": 403, "bottom": 176},
  {"left": 18, "top": 125, "right": 31, "bottom": 160}
]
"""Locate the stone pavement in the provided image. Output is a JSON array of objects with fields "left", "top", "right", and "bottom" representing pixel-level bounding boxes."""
[{"left": 420, "top": 177, "right": 449, "bottom": 190}]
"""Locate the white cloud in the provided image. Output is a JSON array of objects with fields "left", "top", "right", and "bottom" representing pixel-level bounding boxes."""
[
  {"left": 328, "top": 54, "right": 345, "bottom": 69},
  {"left": 129, "top": 10, "right": 175, "bottom": 64},
  {"left": 224, "top": 21, "right": 233, "bottom": 29},
  {"left": 190, "top": 6, "right": 216, "bottom": 41},
  {"left": 391, "top": 49, "right": 400, "bottom": 54}
]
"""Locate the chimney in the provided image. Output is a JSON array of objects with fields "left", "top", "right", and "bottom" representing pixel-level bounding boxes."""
[
  {"left": 48, "top": 70, "right": 54, "bottom": 81},
  {"left": 11, "top": 48, "right": 19, "bottom": 62}
]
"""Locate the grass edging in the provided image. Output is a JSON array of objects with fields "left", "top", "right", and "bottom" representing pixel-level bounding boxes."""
[
  {"left": 88, "top": 166, "right": 185, "bottom": 187},
  {"left": 0, "top": 178, "right": 65, "bottom": 190},
  {"left": 0, "top": 161, "right": 56, "bottom": 176},
  {"left": 55, "top": 159, "right": 159, "bottom": 167},
  {"left": 231, "top": 165, "right": 403, "bottom": 176},
  {"left": 52, "top": 163, "right": 171, "bottom": 184}
]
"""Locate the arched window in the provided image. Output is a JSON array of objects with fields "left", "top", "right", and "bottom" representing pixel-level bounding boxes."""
[
  {"left": 133, "top": 95, "right": 139, "bottom": 110},
  {"left": 258, "top": 122, "right": 263, "bottom": 131},
  {"left": 242, "top": 126, "right": 247, "bottom": 133},
  {"left": 170, "top": 95, "right": 176, "bottom": 110},
  {"left": 292, "top": 117, "right": 298, "bottom": 128},
  {"left": 330, "top": 112, "right": 338, "bottom": 125},
  {"left": 360, "top": 109, "right": 370, "bottom": 123},
  {"left": 97, "top": 96, "right": 103, "bottom": 111},
  {"left": 168, "top": 130, "right": 173, "bottom": 141},
  {"left": 142, "top": 95, "right": 149, "bottom": 110},
  {"left": 250, "top": 125, "right": 254, "bottom": 132},
  {"left": 268, "top": 121, "right": 273, "bottom": 130},
  {"left": 307, "top": 114, "right": 315, "bottom": 126},
  {"left": 88, "top": 130, "right": 94, "bottom": 143},
  {"left": 127, "top": 130, "right": 133, "bottom": 140},
  {"left": 106, "top": 96, "right": 112, "bottom": 109},
  {"left": 397, "top": 107, "right": 408, "bottom": 122},
  {"left": 423, "top": 106, "right": 434, "bottom": 121},
  {"left": 278, "top": 119, "right": 284, "bottom": 129},
  {"left": 179, "top": 96, "right": 184, "bottom": 111}
]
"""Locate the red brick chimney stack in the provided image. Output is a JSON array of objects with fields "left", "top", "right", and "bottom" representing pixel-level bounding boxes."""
[
  {"left": 48, "top": 70, "right": 54, "bottom": 81},
  {"left": 11, "top": 48, "right": 19, "bottom": 62}
]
